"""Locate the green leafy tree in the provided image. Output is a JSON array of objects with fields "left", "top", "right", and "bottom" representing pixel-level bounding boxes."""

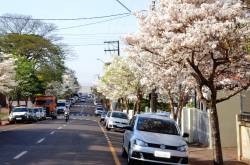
[{"left": 12, "top": 56, "right": 45, "bottom": 105}]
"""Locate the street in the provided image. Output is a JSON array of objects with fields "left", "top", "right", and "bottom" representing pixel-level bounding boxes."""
[{"left": 0, "top": 101, "right": 127, "bottom": 165}]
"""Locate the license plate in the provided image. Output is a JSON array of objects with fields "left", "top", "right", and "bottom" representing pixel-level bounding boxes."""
[
  {"left": 154, "top": 151, "right": 171, "bottom": 158},
  {"left": 16, "top": 118, "right": 22, "bottom": 120}
]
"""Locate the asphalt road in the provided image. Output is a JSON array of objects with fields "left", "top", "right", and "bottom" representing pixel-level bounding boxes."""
[{"left": 0, "top": 100, "right": 127, "bottom": 165}]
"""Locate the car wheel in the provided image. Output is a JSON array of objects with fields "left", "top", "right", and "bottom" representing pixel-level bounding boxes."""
[
  {"left": 122, "top": 147, "right": 127, "bottom": 158},
  {"left": 102, "top": 121, "right": 106, "bottom": 126},
  {"left": 127, "top": 145, "right": 135, "bottom": 165},
  {"left": 121, "top": 138, "right": 127, "bottom": 158},
  {"left": 106, "top": 125, "right": 111, "bottom": 131}
]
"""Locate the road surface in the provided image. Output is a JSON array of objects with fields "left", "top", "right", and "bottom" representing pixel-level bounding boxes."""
[{"left": 0, "top": 100, "right": 127, "bottom": 165}]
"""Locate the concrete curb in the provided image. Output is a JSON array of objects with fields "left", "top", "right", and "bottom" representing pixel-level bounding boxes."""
[{"left": 0, "top": 120, "right": 10, "bottom": 126}]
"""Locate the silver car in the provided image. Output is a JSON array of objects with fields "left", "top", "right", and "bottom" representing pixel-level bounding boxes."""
[{"left": 122, "top": 114, "right": 189, "bottom": 165}]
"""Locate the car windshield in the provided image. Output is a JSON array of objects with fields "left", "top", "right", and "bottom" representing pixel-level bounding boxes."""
[
  {"left": 33, "top": 108, "right": 40, "bottom": 112},
  {"left": 97, "top": 108, "right": 103, "bottom": 110},
  {"left": 111, "top": 112, "right": 128, "bottom": 119},
  {"left": 13, "top": 108, "right": 28, "bottom": 112},
  {"left": 57, "top": 103, "right": 66, "bottom": 107},
  {"left": 36, "top": 100, "right": 53, "bottom": 105},
  {"left": 136, "top": 117, "right": 179, "bottom": 135}
]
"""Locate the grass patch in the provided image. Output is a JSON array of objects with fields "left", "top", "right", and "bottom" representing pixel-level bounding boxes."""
[{"left": 0, "top": 112, "right": 8, "bottom": 120}]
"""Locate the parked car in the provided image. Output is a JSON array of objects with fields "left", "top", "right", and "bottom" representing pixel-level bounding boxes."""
[
  {"left": 41, "top": 108, "right": 47, "bottom": 120},
  {"left": 105, "top": 111, "right": 129, "bottom": 131},
  {"left": 80, "top": 97, "right": 86, "bottom": 102},
  {"left": 32, "top": 107, "right": 43, "bottom": 120},
  {"left": 100, "top": 111, "right": 107, "bottom": 123},
  {"left": 95, "top": 107, "right": 104, "bottom": 116},
  {"left": 122, "top": 114, "right": 189, "bottom": 165},
  {"left": 28, "top": 108, "right": 39, "bottom": 122},
  {"left": 9, "top": 107, "right": 34, "bottom": 123}
]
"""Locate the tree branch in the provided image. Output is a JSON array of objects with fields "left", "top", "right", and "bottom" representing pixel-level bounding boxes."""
[{"left": 216, "top": 85, "right": 250, "bottom": 103}]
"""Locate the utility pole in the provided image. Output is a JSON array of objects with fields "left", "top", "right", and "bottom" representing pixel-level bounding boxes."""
[
  {"left": 151, "top": 0, "right": 156, "bottom": 10},
  {"left": 104, "top": 40, "right": 120, "bottom": 56}
]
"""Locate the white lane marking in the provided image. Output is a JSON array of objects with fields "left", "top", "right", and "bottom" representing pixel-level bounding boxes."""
[
  {"left": 63, "top": 124, "right": 66, "bottom": 127},
  {"left": 13, "top": 151, "right": 28, "bottom": 160},
  {"left": 57, "top": 127, "right": 62, "bottom": 130},
  {"left": 37, "top": 138, "right": 45, "bottom": 144},
  {"left": 50, "top": 131, "right": 55, "bottom": 135}
]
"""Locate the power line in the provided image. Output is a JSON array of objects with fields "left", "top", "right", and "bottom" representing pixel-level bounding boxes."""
[
  {"left": 55, "top": 32, "right": 127, "bottom": 36},
  {"left": 56, "top": 14, "right": 131, "bottom": 30},
  {"left": 0, "top": 12, "right": 131, "bottom": 21},
  {"left": 67, "top": 43, "right": 106, "bottom": 47},
  {"left": 115, "top": 0, "right": 132, "bottom": 13}
]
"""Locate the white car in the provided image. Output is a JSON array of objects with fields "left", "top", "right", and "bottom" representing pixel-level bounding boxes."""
[
  {"left": 105, "top": 111, "right": 129, "bottom": 131},
  {"left": 56, "top": 100, "right": 67, "bottom": 114},
  {"left": 122, "top": 114, "right": 189, "bottom": 165},
  {"left": 9, "top": 107, "right": 34, "bottom": 123},
  {"left": 95, "top": 107, "right": 104, "bottom": 116},
  {"left": 32, "top": 107, "right": 43, "bottom": 120}
]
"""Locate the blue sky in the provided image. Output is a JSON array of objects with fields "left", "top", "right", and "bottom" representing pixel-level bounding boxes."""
[{"left": 0, "top": 0, "right": 150, "bottom": 86}]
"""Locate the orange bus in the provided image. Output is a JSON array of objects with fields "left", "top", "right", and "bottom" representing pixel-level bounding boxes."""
[{"left": 34, "top": 96, "right": 57, "bottom": 119}]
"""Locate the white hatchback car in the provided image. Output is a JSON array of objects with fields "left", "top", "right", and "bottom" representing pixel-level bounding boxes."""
[
  {"left": 105, "top": 111, "right": 129, "bottom": 131},
  {"left": 122, "top": 114, "right": 189, "bottom": 165}
]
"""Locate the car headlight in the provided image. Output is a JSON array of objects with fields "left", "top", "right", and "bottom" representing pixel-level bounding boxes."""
[
  {"left": 24, "top": 113, "right": 28, "bottom": 117},
  {"left": 134, "top": 139, "right": 148, "bottom": 147},
  {"left": 109, "top": 120, "right": 114, "bottom": 124},
  {"left": 177, "top": 145, "right": 188, "bottom": 152},
  {"left": 9, "top": 113, "right": 13, "bottom": 118}
]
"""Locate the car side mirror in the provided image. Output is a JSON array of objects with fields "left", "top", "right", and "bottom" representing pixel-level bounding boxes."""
[
  {"left": 183, "top": 133, "right": 189, "bottom": 138},
  {"left": 124, "top": 125, "right": 133, "bottom": 131}
]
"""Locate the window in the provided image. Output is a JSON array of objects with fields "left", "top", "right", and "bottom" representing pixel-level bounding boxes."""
[
  {"left": 136, "top": 117, "right": 179, "bottom": 135},
  {"left": 36, "top": 100, "right": 53, "bottom": 105},
  {"left": 13, "top": 108, "right": 28, "bottom": 112},
  {"left": 57, "top": 103, "right": 66, "bottom": 107},
  {"left": 111, "top": 112, "right": 128, "bottom": 119}
]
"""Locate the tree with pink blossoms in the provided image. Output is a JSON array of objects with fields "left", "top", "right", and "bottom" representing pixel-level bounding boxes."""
[{"left": 125, "top": 0, "right": 250, "bottom": 164}]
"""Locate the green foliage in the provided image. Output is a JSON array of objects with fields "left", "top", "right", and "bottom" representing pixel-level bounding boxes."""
[
  {"left": 141, "top": 98, "right": 150, "bottom": 112},
  {"left": 0, "top": 33, "right": 64, "bottom": 61},
  {"left": 157, "top": 102, "right": 170, "bottom": 112},
  {"left": 12, "top": 56, "right": 45, "bottom": 99},
  {"left": 0, "top": 33, "right": 67, "bottom": 99},
  {"left": 0, "top": 33, "right": 65, "bottom": 84}
]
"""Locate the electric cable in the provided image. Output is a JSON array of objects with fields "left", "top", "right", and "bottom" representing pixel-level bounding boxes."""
[
  {"left": 115, "top": 0, "right": 131, "bottom": 13},
  {"left": 0, "top": 12, "right": 131, "bottom": 21},
  {"left": 56, "top": 14, "right": 131, "bottom": 30}
]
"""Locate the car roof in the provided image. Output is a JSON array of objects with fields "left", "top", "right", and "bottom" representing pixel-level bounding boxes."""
[
  {"left": 136, "top": 113, "right": 175, "bottom": 122},
  {"left": 111, "top": 111, "right": 127, "bottom": 114}
]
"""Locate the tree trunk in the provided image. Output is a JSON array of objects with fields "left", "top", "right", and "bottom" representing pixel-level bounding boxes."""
[
  {"left": 133, "top": 101, "right": 137, "bottom": 115},
  {"left": 125, "top": 99, "right": 129, "bottom": 114},
  {"left": 17, "top": 99, "right": 20, "bottom": 107},
  {"left": 25, "top": 99, "right": 28, "bottom": 106},
  {"left": 136, "top": 96, "right": 142, "bottom": 114},
  {"left": 136, "top": 90, "right": 143, "bottom": 114},
  {"left": 210, "top": 97, "right": 223, "bottom": 165},
  {"left": 167, "top": 90, "right": 177, "bottom": 120},
  {"left": 150, "top": 88, "right": 157, "bottom": 112}
]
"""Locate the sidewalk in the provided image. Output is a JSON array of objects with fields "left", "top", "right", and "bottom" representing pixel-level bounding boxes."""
[{"left": 189, "top": 145, "right": 250, "bottom": 165}]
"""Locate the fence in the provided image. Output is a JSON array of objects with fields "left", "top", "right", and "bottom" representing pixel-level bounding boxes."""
[
  {"left": 181, "top": 108, "right": 211, "bottom": 146},
  {"left": 236, "top": 114, "right": 250, "bottom": 160}
]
